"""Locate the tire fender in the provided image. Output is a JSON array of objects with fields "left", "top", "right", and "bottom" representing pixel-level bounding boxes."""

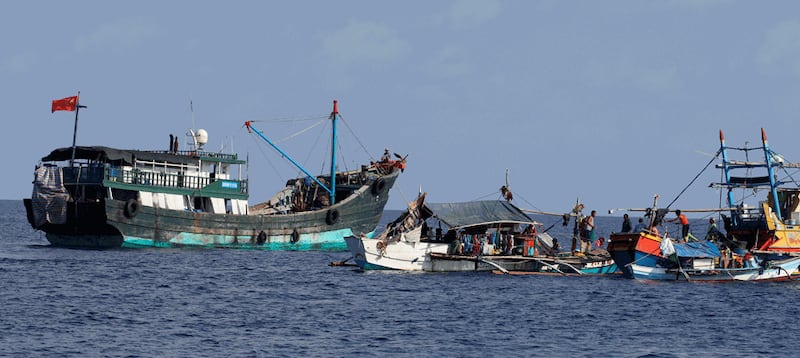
[{"left": 124, "top": 199, "right": 140, "bottom": 218}]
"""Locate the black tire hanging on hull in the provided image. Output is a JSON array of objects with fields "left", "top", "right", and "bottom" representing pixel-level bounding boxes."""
[
  {"left": 124, "top": 199, "right": 140, "bottom": 218},
  {"left": 326, "top": 209, "right": 340, "bottom": 225},
  {"left": 371, "top": 178, "right": 385, "bottom": 196}
]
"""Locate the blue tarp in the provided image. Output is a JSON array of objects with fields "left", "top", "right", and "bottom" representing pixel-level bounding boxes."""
[{"left": 673, "top": 241, "right": 721, "bottom": 258}]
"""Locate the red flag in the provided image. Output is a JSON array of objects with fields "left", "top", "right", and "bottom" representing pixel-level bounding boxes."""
[{"left": 52, "top": 96, "right": 78, "bottom": 113}]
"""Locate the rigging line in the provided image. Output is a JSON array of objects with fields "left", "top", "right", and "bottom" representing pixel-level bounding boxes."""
[
  {"left": 665, "top": 149, "right": 722, "bottom": 209},
  {"left": 309, "top": 120, "right": 328, "bottom": 177},
  {"left": 540, "top": 218, "right": 560, "bottom": 233},
  {"left": 275, "top": 117, "right": 328, "bottom": 144},
  {"left": 336, "top": 140, "right": 351, "bottom": 173},
  {"left": 471, "top": 191, "right": 499, "bottom": 201},
  {"left": 780, "top": 169, "right": 800, "bottom": 187},
  {"left": 515, "top": 192, "right": 543, "bottom": 213},
  {"left": 394, "top": 185, "right": 410, "bottom": 212},
  {"left": 246, "top": 133, "right": 285, "bottom": 184},
  {"left": 337, "top": 115, "right": 378, "bottom": 163},
  {"left": 248, "top": 114, "right": 328, "bottom": 123}
]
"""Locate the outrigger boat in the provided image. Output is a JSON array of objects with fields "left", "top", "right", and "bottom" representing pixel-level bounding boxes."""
[
  {"left": 344, "top": 192, "right": 616, "bottom": 275},
  {"left": 608, "top": 128, "right": 800, "bottom": 281},
  {"left": 24, "top": 100, "right": 402, "bottom": 250},
  {"left": 608, "top": 196, "right": 800, "bottom": 282},
  {"left": 608, "top": 223, "right": 800, "bottom": 281}
]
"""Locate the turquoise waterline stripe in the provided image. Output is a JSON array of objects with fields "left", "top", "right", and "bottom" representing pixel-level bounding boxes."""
[
  {"left": 360, "top": 262, "right": 394, "bottom": 270},
  {"left": 581, "top": 264, "right": 618, "bottom": 274},
  {"left": 120, "top": 228, "right": 375, "bottom": 251}
]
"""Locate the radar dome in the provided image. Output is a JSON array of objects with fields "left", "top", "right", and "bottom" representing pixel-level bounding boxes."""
[{"left": 196, "top": 129, "right": 209, "bottom": 146}]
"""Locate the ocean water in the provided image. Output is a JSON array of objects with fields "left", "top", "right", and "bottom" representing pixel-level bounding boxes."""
[{"left": 2, "top": 199, "right": 799, "bottom": 357}]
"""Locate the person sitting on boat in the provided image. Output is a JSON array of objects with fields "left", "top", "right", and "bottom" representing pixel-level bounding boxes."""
[
  {"left": 500, "top": 185, "right": 513, "bottom": 202},
  {"left": 666, "top": 210, "right": 690, "bottom": 242},
  {"left": 595, "top": 236, "right": 605, "bottom": 249},
  {"left": 551, "top": 238, "right": 560, "bottom": 254},
  {"left": 633, "top": 217, "right": 647, "bottom": 233},
  {"left": 705, "top": 217, "right": 721, "bottom": 241},
  {"left": 647, "top": 224, "right": 660, "bottom": 236},
  {"left": 380, "top": 148, "right": 391, "bottom": 162},
  {"left": 421, "top": 221, "right": 430, "bottom": 239}
]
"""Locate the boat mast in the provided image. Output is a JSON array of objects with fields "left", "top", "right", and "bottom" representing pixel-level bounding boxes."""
[
  {"left": 330, "top": 100, "right": 338, "bottom": 205},
  {"left": 719, "top": 130, "right": 737, "bottom": 225},
  {"left": 762, "top": 128, "right": 782, "bottom": 220},
  {"left": 244, "top": 101, "right": 339, "bottom": 202}
]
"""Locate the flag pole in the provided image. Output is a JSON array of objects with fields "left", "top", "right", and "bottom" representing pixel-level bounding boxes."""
[
  {"left": 69, "top": 91, "right": 81, "bottom": 166},
  {"left": 69, "top": 91, "right": 87, "bottom": 167}
]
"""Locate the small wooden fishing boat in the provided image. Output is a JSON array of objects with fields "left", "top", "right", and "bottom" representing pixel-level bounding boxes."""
[
  {"left": 608, "top": 195, "right": 800, "bottom": 282},
  {"left": 345, "top": 193, "right": 617, "bottom": 274}
]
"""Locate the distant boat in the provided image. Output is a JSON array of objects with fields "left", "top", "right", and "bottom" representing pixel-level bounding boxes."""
[
  {"left": 345, "top": 193, "right": 617, "bottom": 274},
  {"left": 24, "top": 100, "right": 403, "bottom": 250},
  {"left": 608, "top": 195, "right": 800, "bottom": 282}
]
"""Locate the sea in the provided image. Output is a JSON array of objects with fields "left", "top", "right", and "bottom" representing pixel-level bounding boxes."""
[{"left": 2, "top": 199, "right": 799, "bottom": 357}]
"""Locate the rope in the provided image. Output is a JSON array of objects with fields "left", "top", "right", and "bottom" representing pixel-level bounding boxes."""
[
  {"left": 666, "top": 149, "right": 721, "bottom": 209},
  {"left": 541, "top": 219, "right": 560, "bottom": 233},
  {"left": 337, "top": 115, "right": 378, "bottom": 163},
  {"left": 470, "top": 191, "right": 500, "bottom": 201},
  {"left": 275, "top": 117, "right": 327, "bottom": 144}
]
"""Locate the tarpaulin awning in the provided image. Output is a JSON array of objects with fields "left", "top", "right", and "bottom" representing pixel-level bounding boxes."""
[
  {"left": 41, "top": 146, "right": 196, "bottom": 165},
  {"left": 423, "top": 200, "right": 535, "bottom": 229}
]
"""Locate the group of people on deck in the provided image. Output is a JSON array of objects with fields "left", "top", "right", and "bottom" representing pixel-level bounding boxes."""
[
  {"left": 618, "top": 210, "right": 722, "bottom": 243},
  {"left": 578, "top": 210, "right": 601, "bottom": 254}
]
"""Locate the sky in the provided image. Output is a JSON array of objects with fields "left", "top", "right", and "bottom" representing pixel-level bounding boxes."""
[{"left": 4, "top": 1, "right": 800, "bottom": 216}]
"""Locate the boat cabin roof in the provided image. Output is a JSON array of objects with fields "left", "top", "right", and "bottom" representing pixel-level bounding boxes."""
[
  {"left": 41, "top": 146, "right": 243, "bottom": 166},
  {"left": 423, "top": 200, "right": 536, "bottom": 230}
]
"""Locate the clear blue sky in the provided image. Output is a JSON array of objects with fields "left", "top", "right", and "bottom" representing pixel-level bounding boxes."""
[{"left": 4, "top": 1, "right": 800, "bottom": 215}]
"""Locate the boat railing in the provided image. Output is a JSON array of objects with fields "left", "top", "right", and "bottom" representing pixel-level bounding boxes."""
[
  {"left": 142, "top": 150, "right": 240, "bottom": 161},
  {"left": 104, "top": 165, "right": 248, "bottom": 194}
]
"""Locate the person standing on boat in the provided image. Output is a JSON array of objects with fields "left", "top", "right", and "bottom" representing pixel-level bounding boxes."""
[
  {"left": 621, "top": 213, "right": 632, "bottom": 233},
  {"left": 667, "top": 210, "right": 690, "bottom": 241},
  {"left": 581, "top": 210, "right": 597, "bottom": 253}
]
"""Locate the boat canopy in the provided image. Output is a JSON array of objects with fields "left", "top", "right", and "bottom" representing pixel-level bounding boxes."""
[
  {"left": 673, "top": 241, "right": 721, "bottom": 258},
  {"left": 41, "top": 146, "right": 196, "bottom": 165},
  {"left": 424, "top": 200, "right": 535, "bottom": 229}
]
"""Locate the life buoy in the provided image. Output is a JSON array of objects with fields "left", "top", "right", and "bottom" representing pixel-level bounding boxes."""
[
  {"left": 256, "top": 231, "right": 267, "bottom": 245},
  {"left": 371, "top": 178, "right": 386, "bottom": 196},
  {"left": 326, "top": 209, "right": 340, "bottom": 225},
  {"left": 124, "top": 199, "right": 140, "bottom": 218},
  {"left": 290, "top": 229, "right": 300, "bottom": 243}
]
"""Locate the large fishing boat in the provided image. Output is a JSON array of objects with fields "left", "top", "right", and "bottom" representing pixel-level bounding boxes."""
[{"left": 24, "top": 99, "right": 402, "bottom": 250}]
